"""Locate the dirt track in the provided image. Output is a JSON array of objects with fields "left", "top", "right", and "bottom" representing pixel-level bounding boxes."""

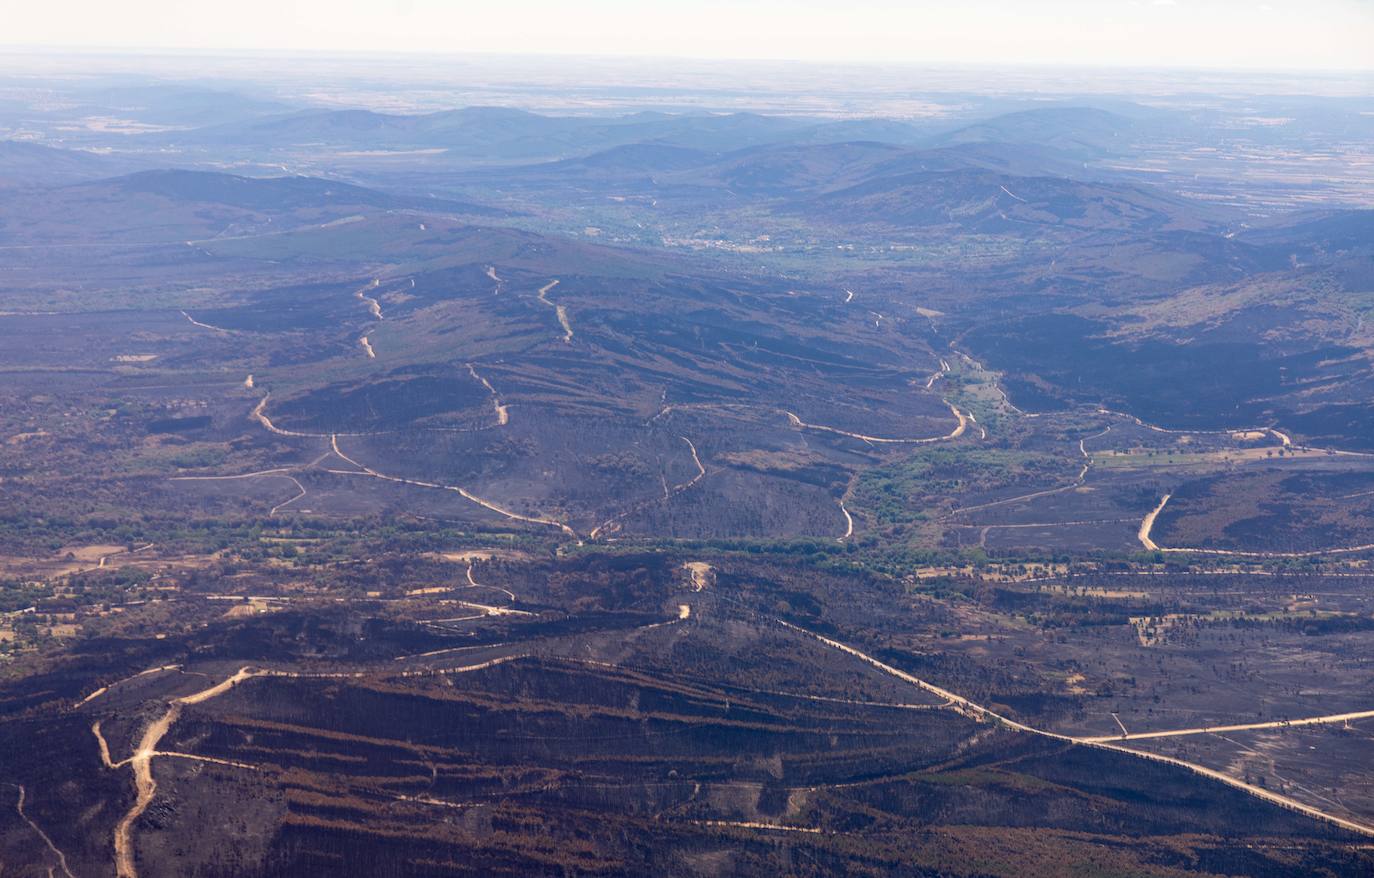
[
  {"left": 785, "top": 399, "right": 967, "bottom": 445},
  {"left": 588, "top": 436, "right": 706, "bottom": 540},
  {"left": 170, "top": 466, "right": 308, "bottom": 517},
  {"left": 1137, "top": 493, "right": 1171, "bottom": 551},
  {"left": 467, "top": 363, "right": 509, "bottom": 425},
  {"left": 355, "top": 278, "right": 383, "bottom": 319},
  {"left": 1081, "top": 708, "right": 1374, "bottom": 743},
  {"left": 460, "top": 561, "right": 516, "bottom": 601},
  {"left": 100, "top": 654, "right": 538, "bottom": 876},
  {"left": 329, "top": 434, "right": 578, "bottom": 538},
  {"left": 536, "top": 279, "right": 573, "bottom": 343},
  {"left": 10, "top": 783, "right": 75, "bottom": 878},
  {"left": 780, "top": 618, "right": 1374, "bottom": 837},
  {"left": 180, "top": 311, "right": 230, "bottom": 333},
  {"left": 1138, "top": 492, "right": 1374, "bottom": 558},
  {"left": 683, "top": 561, "right": 713, "bottom": 592},
  {"left": 110, "top": 667, "right": 258, "bottom": 878}
]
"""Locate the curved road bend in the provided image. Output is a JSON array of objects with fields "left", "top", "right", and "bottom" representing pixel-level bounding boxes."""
[
  {"left": 588, "top": 436, "right": 706, "bottom": 541},
  {"left": 355, "top": 278, "right": 383, "bottom": 319},
  {"left": 329, "top": 434, "right": 578, "bottom": 539},
  {"left": 785, "top": 399, "right": 968, "bottom": 445},
  {"left": 10, "top": 783, "right": 75, "bottom": 878},
  {"left": 1138, "top": 493, "right": 1374, "bottom": 558},
  {"left": 536, "top": 279, "right": 573, "bottom": 343}
]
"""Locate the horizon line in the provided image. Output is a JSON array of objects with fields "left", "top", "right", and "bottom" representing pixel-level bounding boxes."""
[{"left": 3, "top": 44, "right": 1372, "bottom": 77}]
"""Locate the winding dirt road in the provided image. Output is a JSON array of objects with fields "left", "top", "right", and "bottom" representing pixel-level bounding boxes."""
[
  {"left": 536, "top": 279, "right": 573, "bottom": 343},
  {"left": 170, "top": 467, "right": 309, "bottom": 518},
  {"left": 268, "top": 475, "right": 308, "bottom": 515},
  {"left": 924, "top": 358, "right": 952, "bottom": 390},
  {"left": 110, "top": 667, "right": 259, "bottom": 878},
  {"left": 355, "top": 278, "right": 383, "bottom": 319},
  {"left": 588, "top": 436, "right": 706, "bottom": 540},
  {"left": 10, "top": 784, "right": 75, "bottom": 878},
  {"left": 947, "top": 423, "right": 1114, "bottom": 521},
  {"left": 251, "top": 393, "right": 490, "bottom": 439},
  {"left": 680, "top": 437, "right": 706, "bottom": 486},
  {"left": 683, "top": 562, "right": 713, "bottom": 592},
  {"left": 418, "top": 562, "right": 532, "bottom": 621},
  {"left": 96, "top": 653, "right": 544, "bottom": 876},
  {"left": 1097, "top": 407, "right": 1374, "bottom": 462},
  {"left": 1097, "top": 408, "right": 1291, "bottom": 447},
  {"left": 1137, "top": 493, "right": 1171, "bottom": 552},
  {"left": 463, "top": 561, "right": 519, "bottom": 602},
  {"left": 251, "top": 393, "right": 393, "bottom": 438},
  {"left": 1137, "top": 493, "right": 1374, "bottom": 558},
  {"left": 239, "top": 393, "right": 543, "bottom": 522},
  {"left": 785, "top": 399, "right": 967, "bottom": 445},
  {"left": 329, "top": 434, "right": 577, "bottom": 538},
  {"left": 251, "top": 394, "right": 318, "bottom": 438},
  {"left": 97, "top": 653, "right": 538, "bottom": 877},
  {"left": 467, "top": 363, "right": 509, "bottom": 426}
]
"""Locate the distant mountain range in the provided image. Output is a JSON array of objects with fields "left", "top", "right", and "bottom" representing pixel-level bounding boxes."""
[
  {"left": 107, "top": 169, "right": 501, "bottom": 215},
  {"left": 0, "top": 168, "right": 503, "bottom": 246},
  {"left": 143, "top": 104, "right": 1163, "bottom": 168}
]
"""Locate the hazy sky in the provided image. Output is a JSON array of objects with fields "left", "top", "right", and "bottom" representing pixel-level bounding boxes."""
[{"left": 7, "top": 0, "right": 1373, "bottom": 70}]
